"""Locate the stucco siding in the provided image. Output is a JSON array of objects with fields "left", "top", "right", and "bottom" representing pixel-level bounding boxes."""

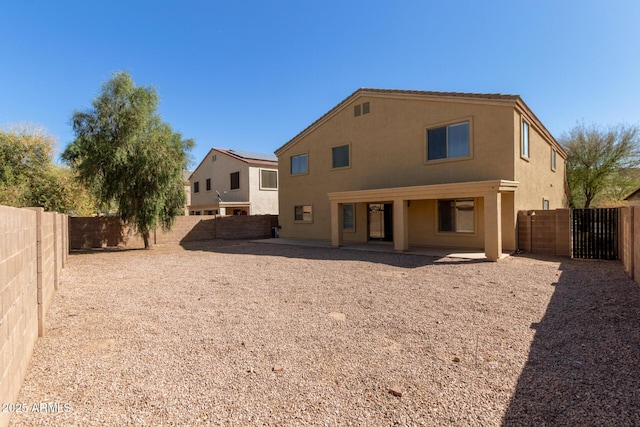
[
  {"left": 513, "top": 110, "right": 567, "bottom": 212},
  {"left": 248, "top": 167, "right": 279, "bottom": 215},
  {"left": 189, "top": 149, "right": 278, "bottom": 215},
  {"left": 277, "top": 90, "right": 565, "bottom": 257},
  {"left": 407, "top": 199, "right": 485, "bottom": 249},
  {"left": 278, "top": 95, "right": 519, "bottom": 241}
]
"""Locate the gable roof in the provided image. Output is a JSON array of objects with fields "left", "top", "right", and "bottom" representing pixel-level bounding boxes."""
[
  {"left": 220, "top": 148, "right": 278, "bottom": 163},
  {"left": 624, "top": 187, "right": 640, "bottom": 201},
  {"left": 191, "top": 147, "right": 278, "bottom": 178},
  {"left": 275, "top": 88, "right": 564, "bottom": 157}
]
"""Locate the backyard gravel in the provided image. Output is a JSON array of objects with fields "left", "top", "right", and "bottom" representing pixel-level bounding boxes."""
[{"left": 9, "top": 240, "right": 640, "bottom": 426}]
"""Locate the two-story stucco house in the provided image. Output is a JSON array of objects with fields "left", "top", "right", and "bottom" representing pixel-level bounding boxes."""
[
  {"left": 188, "top": 148, "right": 278, "bottom": 216},
  {"left": 274, "top": 88, "right": 567, "bottom": 261}
]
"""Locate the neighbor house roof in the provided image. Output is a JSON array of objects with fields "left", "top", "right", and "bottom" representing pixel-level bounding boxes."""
[
  {"left": 624, "top": 187, "right": 640, "bottom": 201},
  {"left": 275, "top": 88, "right": 565, "bottom": 157},
  {"left": 217, "top": 148, "right": 278, "bottom": 164},
  {"left": 191, "top": 147, "right": 278, "bottom": 177}
]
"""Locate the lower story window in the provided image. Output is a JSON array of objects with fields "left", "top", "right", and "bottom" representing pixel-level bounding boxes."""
[
  {"left": 438, "top": 199, "right": 475, "bottom": 233},
  {"left": 294, "top": 205, "right": 313, "bottom": 222},
  {"left": 343, "top": 203, "right": 355, "bottom": 231}
]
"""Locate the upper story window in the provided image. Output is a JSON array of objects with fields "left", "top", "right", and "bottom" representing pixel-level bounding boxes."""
[
  {"left": 193, "top": 181, "right": 200, "bottom": 193},
  {"left": 206, "top": 178, "right": 211, "bottom": 191},
  {"left": 332, "top": 144, "right": 350, "bottom": 169},
  {"left": 230, "top": 171, "right": 240, "bottom": 190},
  {"left": 521, "top": 120, "right": 530, "bottom": 159},
  {"left": 427, "top": 121, "right": 470, "bottom": 161},
  {"left": 291, "top": 153, "right": 308, "bottom": 175},
  {"left": 260, "top": 169, "right": 278, "bottom": 189},
  {"left": 551, "top": 148, "right": 557, "bottom": 171}
]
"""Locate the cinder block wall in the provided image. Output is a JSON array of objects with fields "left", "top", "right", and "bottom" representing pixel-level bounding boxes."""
[
  {"left": 633, "top": 208, "right": 640, "bottom": 284},
  {"left": 69, "top": 217, "right": 145, "bottom": 249},
  {"left": 155, "top": 216, "right": 217, "bottom": 244},
  {"left": 216, "top": 215, "right": 279, "bottom": 240},
  {"left": 32, "top": 208, "right": 57, "bottom": 337},
  {"left": 517, "top": 209, "right": 571, "bottom": 257},
  {"left": 69, "top": 215, "right": 279, "bottom": 249},
  {"left": 0, "top": 206, "right": 68, "bottom": 427}
]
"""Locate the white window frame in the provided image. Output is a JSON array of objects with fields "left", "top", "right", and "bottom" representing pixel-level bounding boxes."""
[
  {"left": 260, "top": 169, "right": 278, "bottom": 190},
  {"left": 521, "top": 120, "right": 530, "bottom": 159},
  {"left": 551, "top": 148, "right": 557, "bottom": 171}
]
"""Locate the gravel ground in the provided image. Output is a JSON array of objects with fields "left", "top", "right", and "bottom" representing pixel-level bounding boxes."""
[{"left": 9, "top": 240, "right": 640, "bottom": 426}]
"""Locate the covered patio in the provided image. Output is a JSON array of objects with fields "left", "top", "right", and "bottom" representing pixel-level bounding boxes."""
[{"left": 328, "top": 179, "right": 518, "bottom": 261}]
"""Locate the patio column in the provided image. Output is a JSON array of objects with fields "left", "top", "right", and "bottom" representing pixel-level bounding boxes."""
[
  {"left": 393, "top": 198, "right": 409, "bottom": 253},
  {"left": 484, "top": 192, "right": 502, "bottom": 261},
  {"left": 331, "top": 201, "right": 344, "bottom": 248}
]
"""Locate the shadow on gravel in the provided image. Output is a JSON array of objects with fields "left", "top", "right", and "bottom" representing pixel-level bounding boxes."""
[
  {"left": 179, "top": 239, "right": 486, "bottom": 269},
  {"left": 70, "top": 247, "right": 149, "bottom": 255},
  {"left": 502, "top": 258, "right": 640, "bottom": 426}
]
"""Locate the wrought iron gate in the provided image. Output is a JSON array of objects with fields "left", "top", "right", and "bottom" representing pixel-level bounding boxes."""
[{"left": 571, "top": 208, "right": 618, "bottom": 260}]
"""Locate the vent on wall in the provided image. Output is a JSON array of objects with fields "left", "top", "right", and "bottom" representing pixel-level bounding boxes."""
[{"left": 354, "top": 102, "right": 370, "bottom": 117}]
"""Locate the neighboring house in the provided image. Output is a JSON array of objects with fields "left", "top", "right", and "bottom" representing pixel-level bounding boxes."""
[
  {"left": 274, "top": 88, "right": 568, "bottom": 261},
  {"left": 188, "top": 148, "right": 278, "bottom": 216},
  {"left": 183, "top": 170, "right": 193, "bottom": 215},
  {"left": 624, "top": 188, "right": 640, "bottom": 205}
]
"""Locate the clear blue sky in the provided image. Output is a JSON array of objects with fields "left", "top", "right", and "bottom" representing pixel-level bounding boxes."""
[{"left": 1, "top": 0, "right": 638, "bottom": 168}]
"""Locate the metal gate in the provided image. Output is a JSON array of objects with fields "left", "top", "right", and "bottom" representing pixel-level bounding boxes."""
[{"left": 571, "top": 208, "right": 618, "bottom": 260}]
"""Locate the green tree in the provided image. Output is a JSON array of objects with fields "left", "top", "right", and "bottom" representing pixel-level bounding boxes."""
[
  {"left": 63, "top": 71, "right": 193, "bottom": 248},
  {"left": 561, "top": 123, "right": 640, "bottom": 208},
  {"left": 0, "top": 125, "right": 97, "bottom": 214}
]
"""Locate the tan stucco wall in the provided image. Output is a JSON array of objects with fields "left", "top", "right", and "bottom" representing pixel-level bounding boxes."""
[
  {"left": 405, "top": 199, "right": 485, "bottom": 249},
  {"left": 277, "top": 93, "right": 562, "bottom": 249},
  {"left": 513, "top": 110, "right": 567, "bottom": 212}
]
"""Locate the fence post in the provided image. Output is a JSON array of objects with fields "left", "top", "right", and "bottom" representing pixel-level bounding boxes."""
[{"left": 31, "top": 207, "right": 46, "bottom": 337}]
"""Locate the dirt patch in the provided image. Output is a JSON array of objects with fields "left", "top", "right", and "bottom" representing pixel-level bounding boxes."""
[{"left": 11, "top": 241, "right": 640, "bottom": 426}]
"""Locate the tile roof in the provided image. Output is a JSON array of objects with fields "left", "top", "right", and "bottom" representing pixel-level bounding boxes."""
[{"left": 357, "top": 88, "right": 520, "bottom": 100}]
